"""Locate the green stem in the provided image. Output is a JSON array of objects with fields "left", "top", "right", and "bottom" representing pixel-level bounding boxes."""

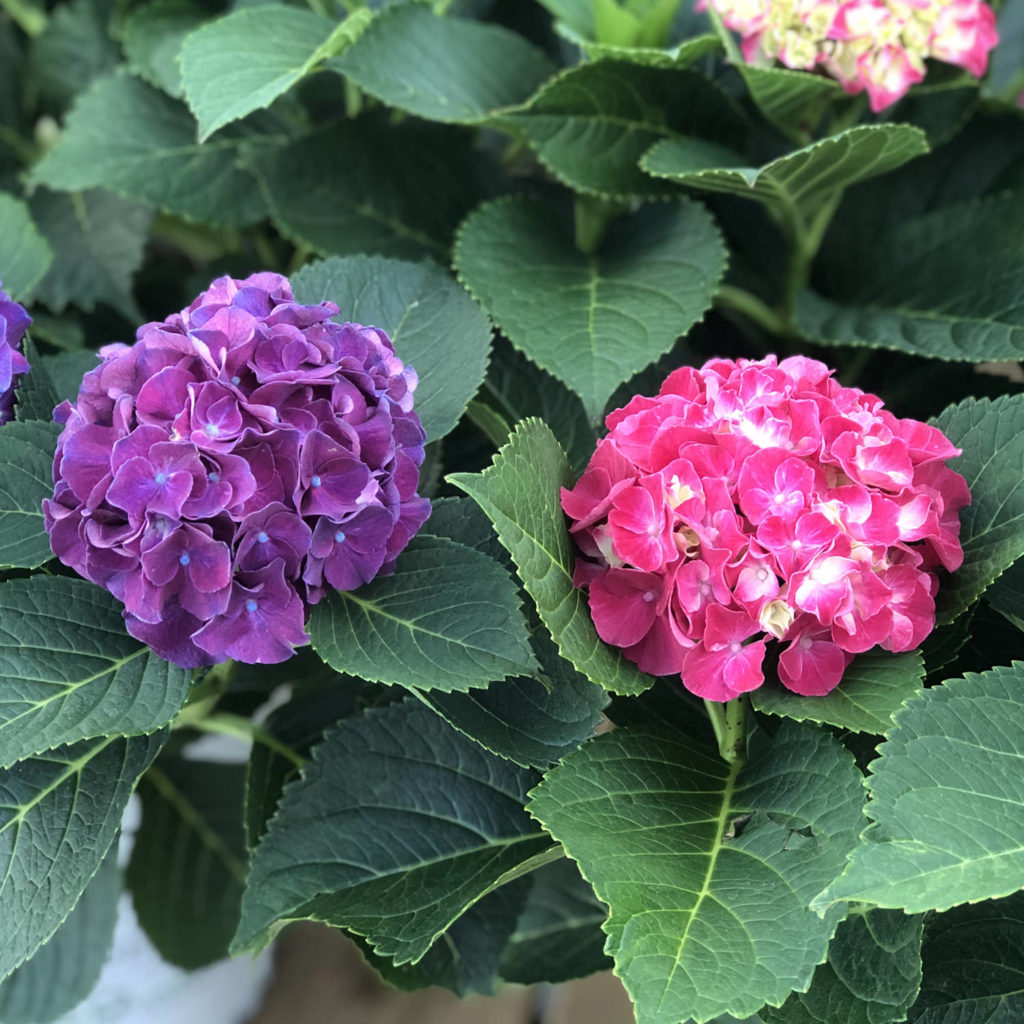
[
  {"left": 466, "top": 399, "right": 513, "bottom": 450},
  {"left": 704, "top": 697, "right": 749, "bottom": 765},
  {"left": 0, "top": 0, "right": 46, "bottom": 35},
  {"left": 0, "top": 124, "right": 38, "bottom": 164},
  {"left": 344, "top": 79, "right": 363, "bottom": 118},
  {"left": 574, "top": 195, "right": 621, "bottom": 256},
  {"left": 779, "top": 191, "right": 842, "bottom": 330},
  {"left": 192, "top": 712, "right": 307, "bottom": 768},
  {"left": 715, "top": 285, "right": 788, "bottom": 337}
]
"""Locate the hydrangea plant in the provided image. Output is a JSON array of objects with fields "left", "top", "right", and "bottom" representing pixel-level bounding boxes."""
[{"left": 1, "top": 1, "right": 1024, "bottom": 1023}]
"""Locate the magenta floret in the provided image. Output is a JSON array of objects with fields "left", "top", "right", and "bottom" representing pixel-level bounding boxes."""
[
  {"left": 562, "top": 355, "right": 970, "bottom": 701},
  {"left": 0, "top": 282, "right": 31, "bottom": 425},
  {"left": 44, "top": 272, "right": 431, "bottom": 667}
]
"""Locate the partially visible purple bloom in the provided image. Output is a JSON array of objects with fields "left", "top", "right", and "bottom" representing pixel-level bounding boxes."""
[
  {"left": 0, "top": 283, "right": 31, "bottom": 424},
  {"left": 44, "top": 272, "right": 431, "bottom": 667}
]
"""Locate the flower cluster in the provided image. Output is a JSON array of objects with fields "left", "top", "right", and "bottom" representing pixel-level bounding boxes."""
[
  {"left": 44, "top": 272, "right": 430, "bottom": 667},
  {"left": 562, "top": 356, "right": 968, "bottom": 701},
  {"left": 702, "top": 0, "right": 997, "bottom": 111},
  {"left": 0, "top": 283, "right": 31, "bottom": 425}
]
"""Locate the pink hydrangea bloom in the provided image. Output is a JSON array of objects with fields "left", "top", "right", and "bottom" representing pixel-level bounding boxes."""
[
  {"left": 561, "top": 355, "right": 969, "bottom": 701},
  {"left": 44, "top": 272, "right": 430, "bottom": 668},
  {"left": 700, "top": 0, "right": 997, "bottom": 111}
]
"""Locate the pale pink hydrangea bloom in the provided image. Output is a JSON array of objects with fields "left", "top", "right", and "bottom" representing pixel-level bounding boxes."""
[
  {"left": 701, "top": 0, "right": 997, "bottom": 110},
  {"left": 561, "top": 356, "right": 969, "bottom": 702}
]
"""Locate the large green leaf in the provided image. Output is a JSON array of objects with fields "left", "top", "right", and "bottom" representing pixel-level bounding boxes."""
[
  {"left": 0, "top": 194, "right": 52, "bottom": 300},
  {"left": 292, "top": 254, "right": 492, "bottom": 442},
  {"left": 753, "top": 651, "right": 925, "bottom": 735},
  {"left": 908, "top": 890, "right": 1024, "bottom": 1023},
  {"left": 798, "top": 191, "right": 1024, "bottom": 361},
  {"left": 450, "top": 419, "right": 653, "bottom": 695},
  {"left": 528, "top": 721, "right": 863, "bottom": 1024},
  {"left": 127, "top": 759, "right": 247, "bottom": 969},
  {"left": 252, "top": 116, "right": 496, "bottom": 260},
  {"left": 500, "top": 60, "right": 745, "bottom": 198},
  {"left": 499, "top": 857, "right": 612, "bottom": 985},
  {"left": 454, "top": 197, "right": 725, "bottom": 420},
  {"left": 813, "top": 663, "right": 1024, "bottom": 914},
  {"left": 762, "top": 909, "right": 923, "bottom": 1024},
  {"left": 733, "top": 65, "right": 841, "bottom": 141},
  {"left": 121, "top": 0, "right": 205, "bottom": 98},
  {"left": 29, "top": 187, "right": 151, "bottom": 319},
  {"left": 308, "top": 534, "right": 536, "bottom": 692},
  {"left": 642, "top": 125, "right": 928, "bottom": 226},
  {"left": 181, "top": 5, "right": 369, "bottom": 139},
  {"left": 233, "top": 699, "right": 551, "bottom": 962},
  {"left": 13, "top": 337, "right": 61, "bottom": 425},
  {"left": 332, "top": 2, "right": 553, "bottom": 123},
  {"left": 0, "top": 421, "right": 61, "bottom": 571},
  {"left": 0, "top": 731, "right": 165, "bottom": 981},
  {"left": 31, "top": 71, "right": 266, "bottom": 227},
  {"left": 931, "top": 394, "right": 1024, "bottom": 623},
  {"left": 0, "top": 844, "right": 119, "bottom": 1024},
  {"left": 0, "top": 577, "right": 191, "bottom": 768},
  {"left": 418, "top": 629, "right": 609, "bottom": 768}
]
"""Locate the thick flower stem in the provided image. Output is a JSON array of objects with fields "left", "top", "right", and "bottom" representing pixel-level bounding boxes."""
[
  {"left": 715, "top": 285, "right": 789, "bottom": 338},
  {"left": 191, "top": 712, "right": 306, "bottom": 768},
  {"left": 704, "top": 697, "right": 749, "bottom": 766},
  {"left": 0, "top": 0, "right": 45, "bottom": 35},
  {"left": 779, "top": 191, "right": 843, "bottom": 330}
]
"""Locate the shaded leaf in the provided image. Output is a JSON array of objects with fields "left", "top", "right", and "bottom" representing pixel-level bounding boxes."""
[
  {"left": 233, "top": 699, "right": 551, "bottom": 962},
  {"left": 122, "top": 0, "right": 206, "bottom": 98},
  {"left": 0, "top": 193, "right": 52, "bottom": 300},
  {"left": 528, "top": 721, "right": 863, "bottom": 1024},
  {"left": 813, "top": 663, "right": 1024, "bottom": 914},
  {"left": 0, "top": 576, "right": 191, "bottom": 768},
  {"left": 292, "top": 254, "right": 492, "bottom": 442},
  {"left": 12, "top": 336, "right": 61, "bottom": 424},
  {"left": 308, "top": 534, "right": 537, "bottom": 693},
  {"left": 450, "top": 419, "right": 653, "bottom": 695},
  {"left": 0, "top": 421, "right": 61, "bottom": 571},
  {"left": 454, "top": 196, "right": 726, "bottom": 420}
]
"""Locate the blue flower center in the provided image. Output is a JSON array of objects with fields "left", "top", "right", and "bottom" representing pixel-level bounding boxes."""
[
  {"left": 154, "top": 472, "right": 167, "bottom": 485},
  {"left": 257, "top": 531, "right": 269, "bottom": 543},
  {"left": 334, "top": 530, "right": 346, "bottom": 543},
  {"left": 311, "top": 475, "right": 322, "bottom": 488},
  {"left": 208, "top": 471, "right": 220, "bottom": 483},
  {"left": 246, "top": 599, "right": 258, "bottom": 613},
  {"left": 204, "top": 422, "right": 220, "bottom": 436},
  {"left": 231, "top": 376, "right": 241, "bottom": 385},
  {"left": 179, "top": 553, "right": 191, "bottom": 566}
]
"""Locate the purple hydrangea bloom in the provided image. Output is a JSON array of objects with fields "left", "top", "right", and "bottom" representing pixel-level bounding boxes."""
[
  {"left": 0, "top": 282, "right": 31, "bottom": 424},
  {"left": 44, "top": 272, "right": 431, "bottom": 667}
]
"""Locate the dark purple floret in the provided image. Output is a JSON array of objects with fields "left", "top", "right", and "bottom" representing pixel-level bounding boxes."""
[
  {"left": 44, "top": 272, "right": 431, "bottom": 667},
  {"left": 0, "top": 283, "right": 31, "bottom": 425}
]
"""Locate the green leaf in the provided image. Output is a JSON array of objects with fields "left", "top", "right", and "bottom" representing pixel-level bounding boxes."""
[
  {"left": 13, "top": 336, "right": 61, "bottom": 424},
  {"left": 0, "top": 576, "right": 192, "bottom": 768},
  {"left": 423, "top": 495, "right": 508, "bottom": 567},
  {"left": 252, "top": 116, "right": 496, "bottom": 260},
  {"left": 528, "top": 721, "right": 863, "bottom": 1024},
  {"left": 291, "top": 254, "right": 492, "bottom": 442},
  {"left": 930, "top": 394, "right": 1024, "bottom": 623},
  {"left": 762, "top": 909, "right": 923, "bottom": 1024},
  {"left": 502, "top": 60, "right": 744, "bottom": 199},
  {"left": 908, "top": 890, "right": 1024, "bottom": 1023},
  {"left": 31, "top": 71, "right": 266, "bottom": 228},
  {"left": 573, "top": 32, "right": 721, "bottom": 67},
  {"left": 454, "top": 196, "right": 726, "bottom": 420},
  {"left": 799, "top": 189, "right": 1024, "bottom": 361},
  {"left": 0, "top": 844, "right": 119, "bottom": 1024},
  {"left": 29, "top": 187, "right": 151, "bottom": 319},
  {"left": 642, "top": 125, "right": 929, "bottom": 225},
  {"left": 449, "top": 419, "right": 652, "bottom": 695},
  {"left": 985, "top": 556, "right": 1024, "bottom": 631},
  {"left": 181, "top": 5, "right": 368, "bottom": 140},
  {"left": 0, "top": 193, "right": 53, "bottom": 300},
  {"left": 332, "top": 2, "right": 554, "bottom": 123},
  {"left": 537, "top": 0, "right": 595, "bottom": 36},
  {"left": 0, "top": 421, "right": 61, "bottom": 571},
  {"left": 753, "top": 651, "right": 926, "bottom": 735},
  {"left": 418, "top": 629, "right": 609, "bottom": 768},
  {"left": 483, "top": 337, "right": 596, "bottom": 476},
  {"left": 233, "top": 698, "right": 551, "bottom": 962},
  {"left": 308, "top": 534, "right": 536, "bottom": 693},
  {"left": 122, "top": 0, "right": 205, "bottom": 98},
  {"left": 244, "top": 677, "right": 362, "bottom": 848},
  {"left": 499, "top": 857, "right": 612, "bottom": 985},
  {"left": 45, "top": 349, "right": 100, "bottom": 403},
  {"left": 127, "top": 759, "right": 247, "bottom": 969},
  {"left": 733, "top": 65, "right": 841, "bottom": 141},
  {"left": 813, "top": 663, "right": 1024, "bottom": 914},
  {"left": 0, "top": 731, "right": 165, "bottom": 981}
]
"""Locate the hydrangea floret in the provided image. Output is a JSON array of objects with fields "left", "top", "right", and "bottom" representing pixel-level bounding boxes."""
[
  {"left": 0, "top": 282, "right": 31, "bottom": 425},
  {"left": 702, "top": 0, "right": 998, "bottom": 111},
  {"left": 561, "top": 355, "right": 969, "bottom": 701},
  {"left": 44, "top": 272, "right": 431, "bottom": 668}
]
